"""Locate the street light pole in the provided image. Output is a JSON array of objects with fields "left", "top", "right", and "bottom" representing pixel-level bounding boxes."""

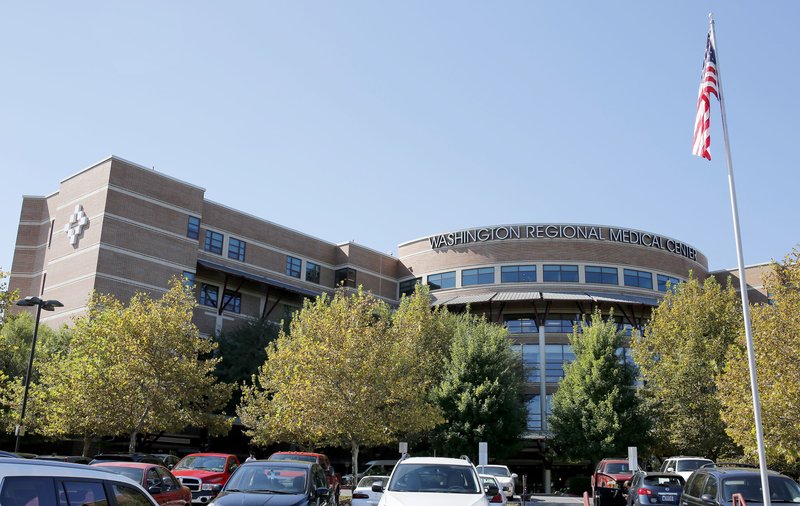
[{"left": 14, "top": 296, "right": 63, "bottom": 453}]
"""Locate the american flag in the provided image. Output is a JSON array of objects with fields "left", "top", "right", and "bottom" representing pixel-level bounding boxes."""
[{"left": 692, "top": 33, "right": 719, "bottom": 160}]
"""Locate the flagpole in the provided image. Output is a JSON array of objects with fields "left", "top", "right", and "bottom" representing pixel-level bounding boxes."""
[{"left": 708, "top": 14, "right": 771, "bottom": 506}]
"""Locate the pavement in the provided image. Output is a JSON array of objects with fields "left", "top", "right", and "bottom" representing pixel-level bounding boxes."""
[{"left": 518, "top": 494, "right": 586, "bottom": 506}]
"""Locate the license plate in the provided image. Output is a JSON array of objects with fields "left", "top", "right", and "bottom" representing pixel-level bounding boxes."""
[{"left": 659, "top": 494, "right": 677, "bottom": 503}]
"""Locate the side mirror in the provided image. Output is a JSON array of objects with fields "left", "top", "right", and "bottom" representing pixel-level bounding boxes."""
[
  {"left": 211, "top": 484, "right": 223, "bottom": 494},
  {"left": 701, "top": 494, "right": 717, "bottom": 504},
  {"left": 486, "top": 485, "right": 499, "bottom": 496},
  {"left": 315, "top": 487, "right": 329, "bottom": 497},
  {"left": 511, "top": 473, "right": 518, "bottom": 479},
  {"left": 372, "top": 484, "right": 384, "bottom": 493},
  {"left": 666, "top": 467, "right": 675, "bottom": 472},
  {"left": 148, "top": 486, "right": 163, "bottom": 495}
]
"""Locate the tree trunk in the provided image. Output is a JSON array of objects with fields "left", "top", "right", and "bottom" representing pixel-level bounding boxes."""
[
  {"left": 129, "top": 431, "right": 137, "bottom": 454},
  {"left": 82, "top": 434, "right": 92, "bottom": 457},
  {"left": 351, "top": 440, "right": 360, "bottom": 487}
]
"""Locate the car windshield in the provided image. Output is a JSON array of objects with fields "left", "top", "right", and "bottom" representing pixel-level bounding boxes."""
[
  {"left": 605, "top": 463, "right": 632, "bottom": 474},
  {"left": 226, "top": 465, "right": 307, "bottom": 494},
  {"left": 676, "top": 460, "right": 712, "bottom": 472},
  {"left": 478, "top": 466, "right": 510, "bottom": 477},
  {"left": 722, "top": 476, "right": 800, "bottom": 503},
  {"left": 357, "top": 476, "right": 388, "bottom": 488},
  {"left": 175, "top": 456, "right": 226, "bottom": 471},
  {"left": 95, "top": 466, "right": 144, "bottom": 483},
  {"left": 388, "top": 464, "right": 480, "bottom": 494},
  {"left": 270, "top": 454, "right": 317, "bottom": 463}
]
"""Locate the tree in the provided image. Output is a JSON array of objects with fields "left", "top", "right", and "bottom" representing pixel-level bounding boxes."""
[
  {"left": 631, "top": 275, "right": 742, "bottom": 459},
  {"left": 37, "top": 279, "right": 233, "bottom": 454},
  {"left": 549, "top": 309, "right": 647, "bottom": 463},
  {"left": 238, "top": 287, "right": 445, "bottom": 480},
  {"left": 718, "top": 248, "right": 800, "bottom": 468},
  {"left": 430, "top": 312, "right": 527, "bottom": 461}
]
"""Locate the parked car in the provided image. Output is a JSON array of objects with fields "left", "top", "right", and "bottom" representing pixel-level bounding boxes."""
[
  {"left": 344, "top": 460, "right": 398, "bottom": 485},
  {"left": 0, "top": 457, "right": 158, "bottom": 506},
  {"left": 269, "top": 451, "right": 341, "bottom": 504},
  {"left": 480, "top": 474, "right": 508, "bottom": 505},
  {"left": 92, "top": 461, "right": 192, "bottom": 506},
  {"left": 207, "top": 459, "right": 334, "bottom": 506},
  {"left": 0, "top": 451, "right": 22, "bottom": 459},
  {"left": 171, "top": 453, "right": 240, "bottom": 504},
  {"left": 680, "top": 466, "right": 800, "bottom": 506},
  {"left": 352, "top": 475, "right": 389, "bottom": 506},
  {"left": 476, "top": 465, "right": 517, "bottom": 498},
  {"left": 153, "top": 453, "right": 182, "bottom": 470},
  {"left": 592, "top": 458, "right": 635, "bottom": 506},
  {"left": 34, "top": 455, "right": 92, "bottom": 464},
  {"left": 626, "top": 471, "right": 685, "bottom": 506},
  {"left": 90, "top": 452, "right": 164, "bottom": 465},
  {"left": 660, "top": 457, "right": 715, "bottom": 482},
  {"left": 375, "top": 456, "right": 497, "bottom": 506}
]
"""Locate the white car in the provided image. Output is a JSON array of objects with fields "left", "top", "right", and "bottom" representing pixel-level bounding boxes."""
[
  {"left": 659, "top": 457, "right": 714, "bottom": 481},
  {"left": 377, "top": 456, "right": 495, "bottom": 506},
  {"left": 479, "top": 474, "right": 507, "bottom": 505},
  {"left": 352, "top": 475, "right": 389, "bottom": 506},
  {"left": 476, "top": 465, "right": 517, "bottom": 499},
  {"left": 0, "top": 457, "right": 159, "bottom": 506}
]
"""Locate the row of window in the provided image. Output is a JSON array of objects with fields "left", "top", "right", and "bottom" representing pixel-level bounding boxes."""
[
  {"left": 189, "top": 217, "right": 250, "bottom": 263},
  {"left": 199, "top": 283, "right": 242, "bottom": 313},
  {"left": 513, "top": 344, "right": 635, "bottom": 385},
  {"left": 504, "top": 314, "right": 640, "bottom": 335},
  {"left": 416, "top": 264, "right": 681, "bottom": 293}
]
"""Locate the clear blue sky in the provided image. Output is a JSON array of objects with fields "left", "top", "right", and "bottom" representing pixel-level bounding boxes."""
[{"left": 2, "top": 1, "right": 797, "bottom": 277}]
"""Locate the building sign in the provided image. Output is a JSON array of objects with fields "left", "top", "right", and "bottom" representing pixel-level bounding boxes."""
[
  {"left": 427, "top": 224, "right": 698, "bottom": 261},
  {"left": 64, "top": 204, "right": 89, "bottom": 246}
]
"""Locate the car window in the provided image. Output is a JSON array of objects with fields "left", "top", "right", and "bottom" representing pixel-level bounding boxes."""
[
  {"left": 62, "top": 481, "right": 108, "bottom": 506},
  {"left": 661, "top": 460, "right": 673, "bottom": 472},
  {"left": 604, "top": 463, "right": 631, "bottom": 474},
  {"left": 156, "top": 468, "right": 179, "bottom": 492},
  {"left": 145, "top": 468, "right": 160, "bottom": 489},
  {"left": 686, "top": 474, "right": 708, "bottom": 498},
  {"left": 0, "top": 477, "right": 58, "bottom": 506},
  {"left": 677, "top": 460, "right": 712, "bottom": 472},
  {"left": 357, "top": 476, "right": 387, "bottom": 488},
  {"left": 111, "top": 484, "right": 153, "bottom": 506},
  {"left": 314, "top": 467, "right": 327, "bottom": 490},
  {"left": 703, "top": 476, "right": 718, "bottom": 498}
]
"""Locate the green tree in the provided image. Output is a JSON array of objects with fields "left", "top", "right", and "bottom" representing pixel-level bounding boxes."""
[
  {"left": 632, "top": 275, "right": 741, "bottom": 459},
  {"left": 718, "top": 248, "right": 800, "bottom": 468},
  {"left": 549, "top": 309, "right": 647, "bottom": 462},
  {"left": 238, "top": 287, "right": 444, "bottom": 481},
  {"left": 430, "top": 312, "right": 527, "bottom": 460},
  {"left": 37, "top": 280, "right": 233, "bottom": 454},
  {"left": 214, "top": 317, "right": 282, "bottom": 411}
]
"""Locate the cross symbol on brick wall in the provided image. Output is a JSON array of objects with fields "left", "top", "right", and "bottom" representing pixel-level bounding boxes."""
[{"left": 64, "top": 204, "right": 89, "bottom": 245}]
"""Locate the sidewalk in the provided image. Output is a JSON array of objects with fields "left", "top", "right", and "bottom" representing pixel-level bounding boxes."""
[{"left": 516, "top": 494, "right": 586, "bottom": 506}]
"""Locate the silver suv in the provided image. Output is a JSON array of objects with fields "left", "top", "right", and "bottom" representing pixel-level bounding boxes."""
[
  {"left": 0, "top": 457, "right": 158, "bottom": 506},
  {"left": 659, "top": 457, "right": 714, "bottom": 481}
]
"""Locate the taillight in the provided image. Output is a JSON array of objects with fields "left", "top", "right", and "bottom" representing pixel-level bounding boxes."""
[
  {"left": 638, "top": 488, "right": 653, "bottom": 496},
  {"left": 352, "top": 493, "right": 370, "bottom": 499},
  {"left": 490, "top": 493, "right": 504, "bottom": 503}
]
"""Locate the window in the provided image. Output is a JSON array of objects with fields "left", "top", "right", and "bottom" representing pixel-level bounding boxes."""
[
  {"left": 199, "top": 283, "right": 218, "bottom": 308},
  {"left": 203, "top": 230, "right": 223, "bottom": 254},
  {"left": 306, "top": 262, "right": 321, "bottom": 284},
  {"left": 544, "top": 314, "right": 577, "bottom": 333},
  {"left": 615, "top": 347, "right": 636, "bottom": 367},
  {"left": 624, "top": 269, "right": 653, "bottom": 289},
  {"left": 504, "top": 315, "right": 538, "bottom": 334},
  {"left": 545, "top": 344, "right": 575, "bottom": 382},
  {"left": 658, "top": 274, "right": 681, "bottom": 292},
  {"left": 48, "top": 219, "right": 55, "bottom": 248},
  {"left": 543, "top": 265, "right": 579, "bottom": 282},
  {"left": 222, "top": 290, "right": 241, "bottom": 314},
  {"left": 501, "top": 265, "right": 536, "bottom": 283},
  {"left": 335, "top": 268, "right": 357, "bottom": 288},
  {"left": 427, "top": 271, "right": 455, "bottom": 290},
  {"left": 585, "top": 266, "right": 618, "bottom": 285},
  {"left": 63, "top": 480, "right": 108, "bottom": 506},
  {"left": 182, "top": 271, "right": 195, "bottom": 288},
  {"left": 0, "top": 477, "right": 58, "bottom": 506},
  {"left": 228, "top": 238, "right": 246, "bottom": 261},
  {"left": 286, "top": 256, "right": 302, "bottom": 278},
  {"left": 399, "top": 278, "right": 421, "bottom": 298},
  {"left": 513, "top": 343, "right": 540, "bottom": 383},
  {"left": 525, "top": 394, "right": 552, "bottom": 431},
  {"left": 462, "top": 267, "right": 494, "bottom": 286},
  {"left": 187, "top": 216, "right": 200, "bottom": 239},
  {"left": 111, "top": 484, "right": 153, "bottom": 506}
]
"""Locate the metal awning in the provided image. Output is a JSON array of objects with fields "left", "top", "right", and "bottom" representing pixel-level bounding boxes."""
[
  {"left": 540, "top": 292, "right": 593, "bottom": 301},
  {"left": 439, "top": 292, "right": 497, "bottom": 305},
  {"left": 493, "top": 291, "right": 542, "bottom": 302},
  {"left": 585, "top": 291, "right": 660, "bottom": 306},
  {"left": 196, "top": 259, "right": 321, "bottom": 298}
]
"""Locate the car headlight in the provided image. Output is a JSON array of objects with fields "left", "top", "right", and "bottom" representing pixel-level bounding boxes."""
[{"left": 201, "top": 484, "right": 218, "bottom": 491}]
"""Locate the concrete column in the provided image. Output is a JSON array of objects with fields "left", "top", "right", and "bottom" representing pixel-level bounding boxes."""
[{"left": 544, "top": 468, "right": 552, "bottom": 494}]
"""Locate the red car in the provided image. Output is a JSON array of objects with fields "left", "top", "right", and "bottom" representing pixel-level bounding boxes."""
[
  {"left": 91, "top": 461, "right": 191, "bottom": 506},
  {"left": 592, "top": 458, "right": 635, "bottom": 506},
  {"left": 171, "top": 453, "right": 240, "bottom": 504},
  {"left": 268, "top": 451, "right": 341, "bottom": 505}
]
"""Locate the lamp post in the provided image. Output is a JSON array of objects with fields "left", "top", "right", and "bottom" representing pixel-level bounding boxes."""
[{"left": 14, "top": 295, "right": 63, "bottom": 452}]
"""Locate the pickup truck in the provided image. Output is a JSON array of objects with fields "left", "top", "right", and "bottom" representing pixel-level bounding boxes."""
[{"left": 172, "top": 453, "right": 240, "bottom": 504}]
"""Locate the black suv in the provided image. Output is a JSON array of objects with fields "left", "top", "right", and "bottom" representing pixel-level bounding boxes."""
[
  {"left": 680, "top": 466, "right": 800, "bottom": 506},
  {"left": 89, "top": 453, "right": 163, "bottom": 465}
]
